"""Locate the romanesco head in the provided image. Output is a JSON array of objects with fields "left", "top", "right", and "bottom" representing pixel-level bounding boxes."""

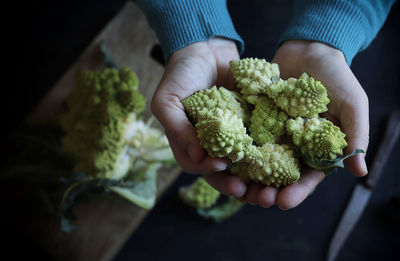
[
  {"left": 267, "top": 72, "right": 330, "bottom": 118},
  {"left": 60, "top": 70, "right": 98, "bottom": 132},
  {"left": 179, "top": 177, "right": 220, "bottom": 208},
  {"left": 247, "top": 96, "right": 288, "bottom": 145},
  {"left": 181, "top": 86, "right": 249, "bottom": 124},
  {"left": 61, "top": 67, "right": 145, "bottom": 179},
  {"left": 230, "top": 58, "right": 280, "bottom": 96},
  {"left": 115, "top": 67, "right": 145, "bottom": 117},
  {"left": 248, "top": 143, "right": 300, "bottom": 187},
  {"left": 195, "top": 108, "right": 254, "bottom": 162},
  {"left": 286, "top": 117, "right": 347, "bottom": 160}
]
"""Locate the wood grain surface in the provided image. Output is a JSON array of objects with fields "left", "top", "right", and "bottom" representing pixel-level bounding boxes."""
[{"left": 24, "top": 2, "right": 181, "bottom": 261}]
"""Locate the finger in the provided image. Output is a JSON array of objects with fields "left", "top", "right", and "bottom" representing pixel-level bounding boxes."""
[
  {"left": 277, "top": 168, "right": 325, "bottom": 210},
  {"left": 245, "top": 183, "right": 264, "bottom": 205},
  {"left": 258, "top": 186, "right": 279, "bottom": 208},
  {"left": 221, "top": 59, "right": 239, "bottom": 91},
  {"left": 203, "top": 172, "right": 246, "bottom": 197},
  {"left": 235, "top": 195, "right": 246, "bottom": 203},
  {"left": 340, "top": 87, "right": 369, "bottom": 177},
  {"left": 167, "top": 135, "right": 227, "bottom": 174},
  {"left": 152, "top": 92, "right": 227, "bottom": 174}
]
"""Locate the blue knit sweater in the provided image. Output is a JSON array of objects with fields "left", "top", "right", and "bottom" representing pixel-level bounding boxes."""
[{"left": 135, "top": 0, "right": 396, "bottom": 65}]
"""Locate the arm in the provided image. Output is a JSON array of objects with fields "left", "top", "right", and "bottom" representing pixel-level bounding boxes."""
[
  {"left": 135, "top": 0, "right": 244, "bottom": 63},
  {"left": 280, "top": 0, "right": 397, "bottom": 65}
]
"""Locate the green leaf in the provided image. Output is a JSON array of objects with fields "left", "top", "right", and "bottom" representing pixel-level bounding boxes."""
[
  {"left": 100, "top": 41, "right": 119, "bottom": 70},
  {"left": 59, "top": 174, "right": 133, "bottom": 232},
  {"left": 61, "top": 217, "right": 77, "bottom": 233},
  {"left": 197, "top": 196, "right": 245, "bottom": 223},
  {"left": 303, "top": 149, "right": 365, "bottom": 175},
  {"left": 109, "top": 162, "right": 161, "bottom": 209}
]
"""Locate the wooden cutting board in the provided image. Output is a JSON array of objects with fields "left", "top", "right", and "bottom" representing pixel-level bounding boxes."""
[{"left": 24, "top": 2, "right": 181, "bottom": 261}]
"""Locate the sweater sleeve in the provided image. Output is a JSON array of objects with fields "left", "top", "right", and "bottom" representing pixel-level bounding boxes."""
[
  {"left": 134, "top": 0, "right": 244, "bottom": 63},
  {"left": 279, "top": 0, "right": 397, "bottom": 65}
]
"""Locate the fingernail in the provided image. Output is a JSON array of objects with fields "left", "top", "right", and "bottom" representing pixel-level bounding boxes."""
[
  {"left": 234, "top": 183, "right": 246, "bottom": 197},
  {"left": 213, "top": 160, "right": 227, "bottom": 172},
  {"left": 360, "top": 155, "right": 368, "bottom": 175}
]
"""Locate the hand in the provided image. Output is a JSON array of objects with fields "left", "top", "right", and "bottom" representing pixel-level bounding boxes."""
[
  {"left": 237, "top": 40, "right": 369, "bottom": 209},
  {"left": 151, "top": 38, "right": 247, "bottom": 196}
]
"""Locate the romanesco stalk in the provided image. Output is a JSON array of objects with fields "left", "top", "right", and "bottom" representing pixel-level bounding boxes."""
[
  {"left": 228, "top": 161, "right": 251, "bottom": 183},
  {"left": 248, "top": 143, "right": 300, "bottom": 187},
  {"left": 267, "top": 72, "right": 330, "bottom": 118},
  {"left": 286, "top": 117, "right": 347, "bottom": 160},
  {"left": 247, "top": 96, "right": 288, "bottom": 145},
  {"left": 230, "top": 58, "right": 280, "bottom": 96},
  {"left": 179, "top": 177, "right": 220, "bottom": 208}
]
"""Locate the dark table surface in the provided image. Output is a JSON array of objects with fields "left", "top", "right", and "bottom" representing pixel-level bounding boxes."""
[{"left": 4, "top": 0, "right": 400, "bottom": 260}]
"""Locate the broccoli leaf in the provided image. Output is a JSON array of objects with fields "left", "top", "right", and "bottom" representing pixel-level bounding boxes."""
[
  {"left": 100, "top": 41, "right": 119, "bottom": 70},
  {"left": 109, "top": 162, "right": 161, "bottom": 210},
  {"left": 303, "top": 149, "right": 365, "bottom": 175},
  {"left": 59, "top": 173, "right": 133, "bottom": 232},
  {"left": 197, "top": 196, "right": 245, "bottom": 223}
]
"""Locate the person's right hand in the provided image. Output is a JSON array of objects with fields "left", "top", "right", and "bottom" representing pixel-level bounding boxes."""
[{"left": 151, "top": 37, "right": 247, "bottom": 197}]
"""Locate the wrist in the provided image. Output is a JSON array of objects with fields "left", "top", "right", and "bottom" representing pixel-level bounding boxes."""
[
  {"left": 169, "top": 37, "right": 239, "bottom": 64},
  {"left": 273, "top": 40, "right": 347, "bottom": 74},
  {"left": 282, "top": 40, "right": 342, "bottom": 55}
]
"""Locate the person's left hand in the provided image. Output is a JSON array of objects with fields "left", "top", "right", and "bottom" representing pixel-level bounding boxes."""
[{"left": 231, "top": 40, "right": 369, "bottom": 209}]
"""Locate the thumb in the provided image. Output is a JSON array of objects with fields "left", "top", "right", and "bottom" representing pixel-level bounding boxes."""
[
  {"left": 151, "top": 89, "right": 227, "bottom": 174},
  {"left": 340, "top": 84, "right": 369, "bottom": 177}
]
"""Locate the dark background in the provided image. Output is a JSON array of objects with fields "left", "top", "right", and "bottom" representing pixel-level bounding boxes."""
[{"left": 4, "top": 0, "right": 400, "bottom": 260}]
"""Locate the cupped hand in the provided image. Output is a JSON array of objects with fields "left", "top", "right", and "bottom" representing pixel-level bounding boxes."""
[
  {"left": 237, "top": 40, "right": 369, "bottom": 209},
  {"left": 151, "top": 38, "right": 247, "bottom": 196}
]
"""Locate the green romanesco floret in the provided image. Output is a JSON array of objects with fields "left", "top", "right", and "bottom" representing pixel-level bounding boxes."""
[
  {"left": 228, "top": 161, "right": 251, "bottom": 183},
  {"left": 179, "top": 177, "right": 220, "bottom": 208},
  {"left": 286, "top": 117, "right": 347, "bottom": 160},
  {"left": 230, "top": 58, "right": 280, "bottom": 96},
  {"left": 197, "top": 196, "right": 245, "bottom": 222},
  {"left": 248, "top": 143, "right": 300, "bottom": 187},
  {"left": 247, "top": 96, "right": 288, "bottom": 145},
  {"left": 60, "top": 67, "right": 146, "bottom": 179},
  {"left": 181, "top": 86, "right": 249, "bottom": 124},
  {"left": 267, "top": 72, "right": 330, "bottom": 118},
  {"left": 195, "top": 108, "right": 262, "bottom": 162}
]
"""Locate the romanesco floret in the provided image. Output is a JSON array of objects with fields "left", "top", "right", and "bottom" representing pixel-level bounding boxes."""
[
  {"left": 248, "top": 143, "right": 300, "bottom": 187},
  {"left": 267, "top": 72, "right": 330, "bottom": 118},
  {"left": 228, "top": 161, "right": 251, "bottom": 183},
  {"left": 230, "top": 58, "right": 280, "bottom": 96},
  {"left": 60, "top": 67, "right": 146, "bottom": 179},
  {"left": 181, "top": 86, "right": 249, "bottom": 124},
  {"left": 195, "top": 108, "right": 261, "bottom": 162},
  {"left": 247, "top": 96, "right": 288, "bottom": 145},
  {"left": 179, "top": 177, "right": 220, "bottom": 208},
  {"left": 286, "top": 117, "right": 347, "bottom": 160}
]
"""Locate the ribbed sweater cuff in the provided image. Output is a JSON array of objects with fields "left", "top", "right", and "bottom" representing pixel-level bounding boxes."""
[
  {"left": 280, "top": 1, "right": 377, "bottom": 65},
  {"left": 136, "top": 0, "right": 244, "bottom": 63}
]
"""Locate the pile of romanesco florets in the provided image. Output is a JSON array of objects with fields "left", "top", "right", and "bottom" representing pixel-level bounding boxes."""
[{"left": 181, "top": 58, "right": 362, "bottom": 191}]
